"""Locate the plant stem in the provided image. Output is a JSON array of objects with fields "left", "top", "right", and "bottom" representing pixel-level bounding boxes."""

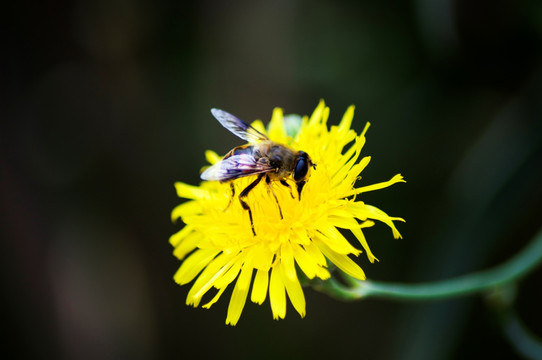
[{"left": 315, "top": 226, "right": 542, "bottom": 301}]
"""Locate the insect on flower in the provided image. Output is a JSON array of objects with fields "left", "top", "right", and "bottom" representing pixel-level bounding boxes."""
[{"left": 201, "top": 108, "right": 316, "bottom": 236}]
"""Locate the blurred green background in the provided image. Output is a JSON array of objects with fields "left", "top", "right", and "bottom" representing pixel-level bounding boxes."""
[{"left": 2, "top": 0, "right": 542, "bottom": 359}]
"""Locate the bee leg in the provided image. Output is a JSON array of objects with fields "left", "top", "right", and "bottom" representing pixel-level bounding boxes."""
[
  {"left": 239, "top": 173, "right": 265, "bottom": 236},
  {"left": 280, "top": 180, "right": 295, "bottom": 199},
  {"left": 223, "top": 182, "right": 235, "bottom": 211},
  {"left": 267, "top": 175, "right": 283, "bottom": 220},
  {"left": 296, "top": 180, "right": 306, "bottom": 200}
]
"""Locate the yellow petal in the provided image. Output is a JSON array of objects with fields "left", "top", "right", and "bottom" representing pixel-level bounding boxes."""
[
  {"left": 318, "top": 226, "right": 361, "bottom": 255},
  {"left": 314, "top": 237, "right": 366, "bottom": 280},
  {"left": 363, "top": 204, "right": 405, "bottom": 239},
  {"left": 334, "top": 134, "right": 362, "bottom": 169},
  {"left": 187, "top": 252, "right": 239, "bottom": 306},
  {"left": 280, "top": 259, "right": 306, "bottom": 318},
  {"left": 205, "top": 150, "right": 222, "bottom": 165},
  {"left": 331, "top": 138, "right": 364, "bottom": 185},
  {"left": 174, "top": 182, "right": 208, "bottom": 200},
  {"left": 213, "top": 254, "right": 244, "bottom": 289},
  {"left": 361, "top": 121, "right": 371, "bottom": 137},
  {"left": 321, "top": 105, "right": 330, "bottom": 127},
  {"left": 308, "top": 99, "right": 326, "bottom": 127},
  {"left": 249, "top": 244, "right": 274, "bottom": 271},
  {"left": 304, "top": 241, "right": 327, "bottom": 267},
  {"left": 202, "top": 287, "right": 226, "bottom": 309},
  {"left": 171, "top": 201, "right": 200, "bottom": 222},
  {"left": 172, "top": 232, "right": 200, "bottom": 260},
  {"left": 292, "top": 243, "right": 319, "bottom": 279},
  {"left": 316, "top": 267, "right": 331, "bottom": 280},
  {"left": 280, "top": 243, "right": 296, "bottom": 281},
  {"left": 337, "top": 105, "right": 355, "bottom": 135},
  {"left": 349, "top": 174, "right": 406, "bottom": 196},
  {"left": 268, "top": 107, "right": 286, "bottom": 143},
  {"left": 350, "top": 226, "right": 379, "bottom": 263},
  {"left": 327, "top": 214, "right": 361, "bottom": 230},
  {"left": 250, "top": 120, "right": 267, "bottom": 136},
  {"left": 226, "top": 262, "right": 253, "bottom": 325},
  {"left": 174, "top": 248, "right": 219, "bottom": 285},
  {"left": 251, "top": 269, "right": 269, "bottom": 304},
  {"left": 169, "top": 224, "right": 194, "bottom": 247},
  {"left": 269, "top": 265, "right": 286, "bottom": 320}
]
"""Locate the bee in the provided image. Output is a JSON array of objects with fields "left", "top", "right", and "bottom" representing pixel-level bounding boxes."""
[{"left": 201, "top": 108, "right": 316, "bottom": 236}]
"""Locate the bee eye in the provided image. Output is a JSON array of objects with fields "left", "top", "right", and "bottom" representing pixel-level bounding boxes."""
[{"left": 294, "top": 157, "right": 309, "bottom": 182}]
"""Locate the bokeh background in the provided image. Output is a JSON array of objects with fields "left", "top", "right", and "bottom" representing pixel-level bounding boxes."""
[{"left": 2, "top": 0, "right": 542, "bottom": 359}]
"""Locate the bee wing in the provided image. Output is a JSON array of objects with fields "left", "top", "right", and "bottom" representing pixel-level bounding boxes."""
[
  {"left": 201, "top": 154, "right": 273, "bottom": 181},
  {"left": 210, "top": 108, "right": 268, "bottom": 143}
]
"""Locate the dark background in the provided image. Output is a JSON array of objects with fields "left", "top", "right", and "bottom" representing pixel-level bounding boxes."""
[{"left": 2, "top": 0, "right": 542, "bottom": 359}]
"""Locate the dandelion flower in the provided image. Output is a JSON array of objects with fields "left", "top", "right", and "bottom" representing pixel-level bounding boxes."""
[{"left": 170, "top": 100, "right": 405, "bottom": 325}]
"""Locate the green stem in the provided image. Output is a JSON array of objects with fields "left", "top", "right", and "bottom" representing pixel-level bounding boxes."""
[
  {"left": 315, "top": 226, "right": 542, "bottom": 301},
  {"left": 498, "top": 307, "right": 542, "bottom": 359}
]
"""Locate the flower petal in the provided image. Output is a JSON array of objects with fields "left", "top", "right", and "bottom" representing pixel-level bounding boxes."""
[
  {"left": 269, "top": 265, "right": 286, "bottom": 320},
  {"left": 172, "top": 232, "right": 200, "bottom": 260},
  {"left": 175, "top": 182, "right": 208, "bottom": 200},
  {"left": 336, "top": 105, "right": 355, "bottom": 135},
  {"left": 226, "top": 262, "right": 253, "bottom": 325},
  {"left": 174, "top": 248, "right": 219, "bottom": 285},
  {"left": 280, "top": 259, "right": 306, "bottom": 318},
  {"left": 250, "top": 120, "right": 267, "bottom": 136},
  {"left": 251, "top": 268, "right": 269, "bottom": 304},
  {"left": 187, "top": 252, "right": 240, "bottom": 306},
  {"left": 314, "top": 237, "right": 366, "bottom": 280},
  {"left": 205, "top": 150, "right": 222, "bottom": 165},
  {"left": 268, "top": 107, "right": 287, "bottom": 143},
  {"left": 202, "top": 287, "right": 227, "bottom": 309},
  {"left": 363, "top": 204, "right": 405, "bottom": 239},
  {"left": 349, "top": 173, "right": 406, "bottom": 196},
  {"left": 317, "top": 226, "right": 361, "bottom": 255},
  {"left": 304, "top": 241, "right": 327, "bottom": 267},
  {"left": 308, "top": 99, "right": 326, "bottom": 127},
  {"left": 292, "top": 243, "right": 319, "bottom": 279},
  {"left": 169, "top": 224, "right": 194, "bottom": 247},
  {"left": 171, "top": 201, "right": 201, "bottom": 222},
  {"left": 280, "top": 243, "right": 296, "bottom": 281},
  {"left": 350, "top": 226, "right": 379, "bottom": 263}
]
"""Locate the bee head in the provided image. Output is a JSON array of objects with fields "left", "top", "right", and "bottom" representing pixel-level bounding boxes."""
[{"left": 293, "top": 151, "right": 315, "bottom": 182}]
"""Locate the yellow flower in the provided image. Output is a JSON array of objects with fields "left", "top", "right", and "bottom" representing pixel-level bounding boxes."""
[{"left": 170, "top": 100, "right": 405, "bottom": 325}]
